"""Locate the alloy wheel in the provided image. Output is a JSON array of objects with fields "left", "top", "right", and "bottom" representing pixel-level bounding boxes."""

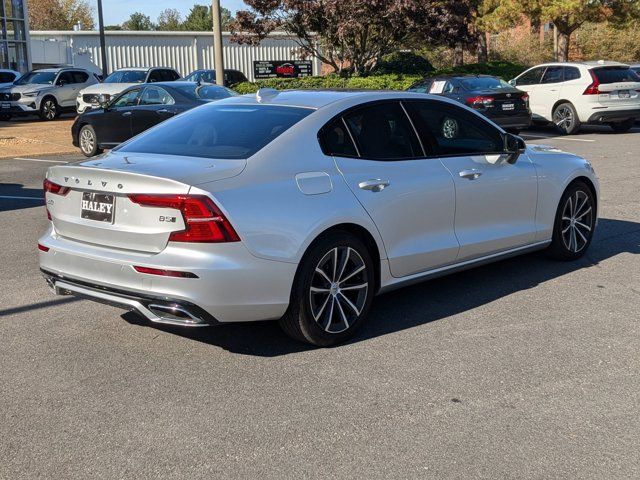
[
  {"left": 309, "top": 246, "right": 369, "bottom": 334},
  {"left": 554, "top": 106, "right": 573, "bottom": 133},
  {"left": 43, "top": 100, "right": 56, "bottom": 120},
  {"left": 80, "top": 128, "right": 95, "bottom": 155},
  {"left": 561, "top": 190, "right": 593, "bottom": 253}
]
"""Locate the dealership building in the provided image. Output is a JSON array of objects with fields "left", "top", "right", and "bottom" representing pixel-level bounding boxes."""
[{"left": 1, "top": 0, "right": 31, "bottom": 72}]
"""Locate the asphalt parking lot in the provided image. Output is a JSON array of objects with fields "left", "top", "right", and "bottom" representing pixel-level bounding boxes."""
[{"left": 1, "top": 126, "right": 639, "bottom": 479}]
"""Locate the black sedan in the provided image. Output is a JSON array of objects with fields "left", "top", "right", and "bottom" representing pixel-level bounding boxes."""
[
  {"left": 408, "top": 75, "right": 532, "bottom": 133},
  {"left": 71, "top": 81, "right": 237, "bottom": 157}
]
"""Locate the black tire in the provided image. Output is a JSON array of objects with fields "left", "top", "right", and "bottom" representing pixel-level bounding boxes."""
[
  {"left": 609, "top": 119, "right": 634, "bottom": 133},
  {"left": 39, "top": 97, "right": 59, "bottom": 121},
  {"left": 553, "top": 102, "right": 581, "bottom": 135},
  {"left": 78, "top": 124, "right": 103, "bottom": 157},
  {"left": 547, "top": 181, "right": 596, "bottom": 261},
  {"left": 279, "top": 231, "right": 375, "bottom": 346}
]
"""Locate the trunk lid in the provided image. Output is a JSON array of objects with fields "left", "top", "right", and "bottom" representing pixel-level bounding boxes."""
[
  {"left": 470, "top": 88, "right": 529, "bottom": 114},
  {"left": 45, "top": 153, "right": 245, "bottom": 252}
]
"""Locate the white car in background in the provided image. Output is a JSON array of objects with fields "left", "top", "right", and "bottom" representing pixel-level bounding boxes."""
[
  {"left": 0, "top": 69, "right": 20, "bottom": 88},
  {"left": 77, "top": 67, "right": 181, "bottom": 113},
  {"left": 511, "top": 61, "right": 640, "bottom": 134}
]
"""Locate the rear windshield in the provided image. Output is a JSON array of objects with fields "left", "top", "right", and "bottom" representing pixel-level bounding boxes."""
[
  {"left": 460, "top": 77, "right": 512, "bottom": 91},
  {"left": 115, "top": 104, "right": 313, "bottom": 159},
  {"left": 104, "top": 70, "right": 147, "bottom": 83},
  {"left": 171, "top": 83, "right": 237, "bottom": 100},
  {"left": 592, "top": 67, "right": 640, "bottom": 84}
]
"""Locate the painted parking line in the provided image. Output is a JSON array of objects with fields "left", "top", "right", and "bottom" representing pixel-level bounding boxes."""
[
  {"left": 522, "top": 134, "right": 595, "bottom": 143},
  {"left": 0, "top": 195, "right": 43, "bottom": 201},
  {"left": 12, "top": 157, "right": 69, "bottom": 163}
]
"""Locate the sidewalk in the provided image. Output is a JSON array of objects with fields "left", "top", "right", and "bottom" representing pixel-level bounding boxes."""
[{"left": 0, "top": 116, "right": 76, "bottom": 159}]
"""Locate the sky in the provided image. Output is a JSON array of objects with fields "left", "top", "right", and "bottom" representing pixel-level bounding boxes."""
[{"left": 102, "top": 0, "right": 247, "bottom": 26}]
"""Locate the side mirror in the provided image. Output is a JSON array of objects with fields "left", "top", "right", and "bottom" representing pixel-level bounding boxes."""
[
  {"left": 508, "top": 79, "right": 516, "bottom": 86},
  {"left": 503, "top": 133, "right": 526, "bottom": 164}
]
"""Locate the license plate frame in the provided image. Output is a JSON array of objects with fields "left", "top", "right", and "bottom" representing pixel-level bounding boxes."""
[
  {"left": 81, "top": 192, "right": 115, "bottom": 223},
  {"left": 618, "top": 90, "right": 631, "bottom": 99},
  {"left": 1, "top": 102, "right": 10, "bottom": 109},
  {"left": 502, "top": 103, "right": 515, "bottom": 111}
]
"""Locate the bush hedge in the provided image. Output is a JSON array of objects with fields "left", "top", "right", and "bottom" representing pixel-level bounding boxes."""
[{"left": 233, "top": 61, "right": 526, "bottom": 94}]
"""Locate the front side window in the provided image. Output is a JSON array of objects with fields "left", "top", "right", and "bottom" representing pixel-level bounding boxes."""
[
  {"left": 516, "top": 67, "right": 545, "bottom": 86},
  {"left": 112, "top": 89, "right": 140, "bottom": 108},
  {"left": 319, "top": 117, "right": 358, "bottom": 157},
  {"left": 405, "top": 100, "right": 503, "bottom": 157},
  {"left": 104, "top": 70, "right": 147, "bottom": 84},
  {"left": 116, "top": 104, "right": 313, "bottom": 159},
  {"left": 57, "top": 71, "right": 75, "bottom": 85},
  {"left": 343, "top": 102, "right": 422, "bottom": 160},
  {"left": 147, "top": 70, "right": 163, "bottom": 83},
  {"left": 139, "top": 86, "right": 174, "bottom": 105}
]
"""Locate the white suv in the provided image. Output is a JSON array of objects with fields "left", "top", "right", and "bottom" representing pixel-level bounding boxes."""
[
  {"left": 76, "top": 67, "right": 181, "bottom": 113},
  {"left": 511, "top": 61, "right": 640, "bottom": 134},
  {"left": 0, "top": 67, "right": 98, "bottom": 120}
]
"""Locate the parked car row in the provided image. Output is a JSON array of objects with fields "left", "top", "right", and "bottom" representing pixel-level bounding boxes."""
[
  {"left": 408, "top": 60, "right": 640, "bottom": 135},
  {"left": 0, "top": 66, "right": 248, "bottom": 121}
]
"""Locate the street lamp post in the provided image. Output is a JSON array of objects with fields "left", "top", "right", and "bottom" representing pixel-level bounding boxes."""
[
  {"left": 212, "top": 0, "right": 225, "bottom": 85},
  {"left": 96, "top": 0, "right": 108, "bottom": 78}
]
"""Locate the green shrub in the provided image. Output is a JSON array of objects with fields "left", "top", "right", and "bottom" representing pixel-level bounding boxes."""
[
  {"left": 373, "top": 51, "right": 434, "bottom": 75},
  {"left": 232, "top": 61, "right": 526, "bottom": 94}
]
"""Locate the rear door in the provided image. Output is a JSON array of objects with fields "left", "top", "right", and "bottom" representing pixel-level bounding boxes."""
[
  {"left": 330, "top": 101, "right": 459, "bottom": 277},
  {"left": 131, "top": 86, "right": 176, "bottom": 137},
  {"left": 55, "top": 71, "right": 77, "bottom": 107},
  {"left": 406, "top": 99, "right": 538, "bottom": 261}
]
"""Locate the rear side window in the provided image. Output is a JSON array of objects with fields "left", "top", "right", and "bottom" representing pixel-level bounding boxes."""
[
  {"left": 405, "top": 100, "right": 503, "bottom": 157},
  {"left": 319, "top": 117, "right": 358, "bottom": 157},
  {"left": 516, "top": 67, "right": 545, "bottom": 86},
  {"left": 116, "top": 104, "right": 313, "bottom": 159},
  {"left": 343, "top": 102, "right": 423, "bottom": 160},
  {"left": 592, "top": 67, "right": 640, "bottom": 84},
  {"left": 564, "top": 67, "right": 581, "bottom": 81},
  {"left": 541, "top": 66, "right": 563, "bottom": 84},
  {"left": 147, "top": 70, "right": 163, "bottom": 82},
  {"left": 0, "top": 72, "right": 17, "bottom": 83}
]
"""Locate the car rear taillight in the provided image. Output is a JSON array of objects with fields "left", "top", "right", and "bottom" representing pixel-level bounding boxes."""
[
  {"left": 521, "top": 93, "right": 529, "bottom": 104},
  {"left": 583, "top": 70, "right": 601, "bottom": 95},
  {"left": 466, "top": 96, "right": 494, "bottom": 108},
  {"left": 43, "top": 178, "right": 70, "bottom": 196},
  {"left": 128, "top": 194, "right": 240, "bottom": 243},
  {"left": 43, "top": 178, "right": 70, "bottom": 220}
]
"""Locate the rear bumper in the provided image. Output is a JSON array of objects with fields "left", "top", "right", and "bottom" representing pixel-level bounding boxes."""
[
  {"left": 38, "top": 227, "right": 297, "bottom": 323},
  {"left": 487, "top": 113, "right": 532, "bottom": 130},
  {"left": 587, "top": 108, "right": 640, "bottom": 123}
]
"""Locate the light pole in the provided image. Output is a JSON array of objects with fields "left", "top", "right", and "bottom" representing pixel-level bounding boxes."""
[
  {"left": 96, "top": 0, "right": 108, "bottom": 78},
  {"left": 212, "top": 0, "right": 225, "bottom": 85}
]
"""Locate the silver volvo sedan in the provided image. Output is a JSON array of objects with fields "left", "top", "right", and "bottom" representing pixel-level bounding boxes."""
[{"left": 39, "top": 89, "right": 599, "bottom": 346}]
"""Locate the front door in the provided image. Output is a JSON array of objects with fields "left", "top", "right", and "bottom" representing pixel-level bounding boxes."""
[
  {"left": 94, "top": 88, "right": 141, "bottom": 146},
  {"left": 131, "top": 86, "right": 176, "bottom": 137},
  {"left": 513, "top": 66, "right": 547, "bottom": 121},
  {"left": 405, "top": 99, "right": 538, "bottom": 262},
  {"left": 328, "top": 101, "right": 459, "bottom": 278}
]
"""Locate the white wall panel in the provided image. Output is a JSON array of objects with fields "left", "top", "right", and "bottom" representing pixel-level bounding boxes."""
[{"left": 30, "top": 31, "right": 320, "bottom": 81}]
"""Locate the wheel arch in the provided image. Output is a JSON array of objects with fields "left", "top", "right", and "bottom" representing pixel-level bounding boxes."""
[
  {"left": 566, "top": 175, "right": 598, "bottom": 213},
  {"left": 299, "top": 223, "right": 383, "bottom": 294},
  {"left": 551, "top": 99, "right": 574, "bottom": 117}
]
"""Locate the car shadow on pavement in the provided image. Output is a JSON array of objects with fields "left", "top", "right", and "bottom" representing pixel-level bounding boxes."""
[
  {"left": 122, "top": 217, "right": 640, "bottom": 356},
  {"left": 0, "top": 183, "right": 44, "bottom": 212}
]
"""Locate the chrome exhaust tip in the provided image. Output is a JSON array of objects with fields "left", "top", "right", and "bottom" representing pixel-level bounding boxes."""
[{"left": 147, "top": 303, "right": 210, "bottom": 327}]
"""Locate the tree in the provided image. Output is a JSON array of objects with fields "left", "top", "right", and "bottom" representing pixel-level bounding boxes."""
[
  {"left": 231, "top": 1, "right": 472, "bottom": 75},
  {"left": 486, "top": 0, "right": 640, "bottom": 62},
  {"left": 182, "top": 4, "right": 233, "bottom": 31},
  {"left": 122, "top": 12, "right": 155, "bottom": 31},
  {"left": 157, "top": 8, "right": 183, "bottom": 31},
  {"left": 28, "top": 0, "right": 95, "bottom": 30}
]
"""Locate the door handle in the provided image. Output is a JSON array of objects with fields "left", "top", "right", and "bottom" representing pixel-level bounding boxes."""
[
  {"left": 157, "top": 108, "right": 170, "bottom": 114},
  {"left": 122, "top": 111, "right": 132, "bottom": 116},
  {"left": 459, "top": 169, "right": 482, "bottom": 180},
  {"left": 358, "top": 179, "right": 390, "bottom": 192}
]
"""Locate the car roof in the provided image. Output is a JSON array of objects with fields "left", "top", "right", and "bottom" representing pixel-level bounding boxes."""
[
  {"left": 220, "top": 89, "right": 438, "bottom": 110},
  {"left": 530, "top": 60, "right": 630, "bottom": 69},
  {"left": 418, "top": 74, "right": 498, "bottom": 81}
]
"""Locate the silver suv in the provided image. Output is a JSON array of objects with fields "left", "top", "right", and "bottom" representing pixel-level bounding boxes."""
[{"left": 0, "top": 67, "right": 98, "bottom": 120}]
